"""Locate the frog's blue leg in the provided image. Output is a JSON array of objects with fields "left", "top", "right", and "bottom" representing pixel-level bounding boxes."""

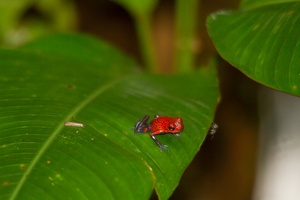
[
  {"left": 150, "top": 134, "right": 169, "bottom": 152},
  {"left": 133, "top": 115, "right": 150, "bottom": 134}
]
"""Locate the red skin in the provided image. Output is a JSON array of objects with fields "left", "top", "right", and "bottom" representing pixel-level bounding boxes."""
[
  {"left": 150, "top": 116, "right": 184, "bottom": 135},
  {"left": 133, "top": 115, "right": 184, "bottom": 151}
]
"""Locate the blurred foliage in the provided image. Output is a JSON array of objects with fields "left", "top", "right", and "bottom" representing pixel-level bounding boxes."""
[
  {"left": 240, "top": 0, "right": 299, "bottom": 9},
  {"left": 0, "top": 0, "right": 77, "bottom": 46},
  {"left": 112, "top": 0, "right": 158, "bottom": 16}
]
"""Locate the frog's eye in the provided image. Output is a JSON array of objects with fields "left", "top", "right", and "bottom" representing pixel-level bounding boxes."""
[{"left": 168, "top": 126, "right": 175, "bottom": 131}]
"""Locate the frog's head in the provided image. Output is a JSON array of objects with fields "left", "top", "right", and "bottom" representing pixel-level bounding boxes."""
[{"left": 168, "top": 117, "right": 184, "bottom": 133}]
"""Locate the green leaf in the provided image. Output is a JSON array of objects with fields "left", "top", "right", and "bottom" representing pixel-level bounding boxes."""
[
  {"left": 207, "top": 2, "right": 300, "bottom": 96},
  {"left": 0, "top": 34, "right": 219, "bottom": 200},
  {"left": 240, "top": 0, "right": 299, "bottom": 10}
]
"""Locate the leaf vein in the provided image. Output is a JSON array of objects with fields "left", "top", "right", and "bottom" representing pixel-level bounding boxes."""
[{"left": 9, "top": 78, "right": 120, "bottom": 200}]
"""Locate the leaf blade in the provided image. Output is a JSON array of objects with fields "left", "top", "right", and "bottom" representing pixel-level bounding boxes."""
[
  {"left": 0, "top": 34, "right": 219, "bottom": 200},
  {"left": 207, "top": 2, "right": 300, "bottom": 96}
]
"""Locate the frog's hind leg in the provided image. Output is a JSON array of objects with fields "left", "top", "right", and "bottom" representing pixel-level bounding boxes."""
[{"left": 133, "top": 115, "right": 150, "bottom": 134}]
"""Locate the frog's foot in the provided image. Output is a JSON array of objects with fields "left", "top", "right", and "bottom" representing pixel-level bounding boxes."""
[
  {"left": 134, "top": 131, "right": 146, "bottom": 136},
  {"left": 159, "top": 144, "right": 169, "bottom": 152},
  {"left": 150, "top": 134, "right": 170, "bottom": 152}
]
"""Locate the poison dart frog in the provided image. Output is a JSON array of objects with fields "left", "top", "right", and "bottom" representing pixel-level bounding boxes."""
[{"left": 133, "top": 115, "right": 184, "bottom": 152}]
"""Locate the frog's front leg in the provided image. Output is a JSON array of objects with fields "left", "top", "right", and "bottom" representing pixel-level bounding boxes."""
[{"left": 150, "top": 133, "right": 169, "bottom": 152}]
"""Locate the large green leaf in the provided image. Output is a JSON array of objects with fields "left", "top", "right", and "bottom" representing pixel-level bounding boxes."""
[
  {"left": 207, "top": 2, "right": 300, "bottom": 96},
  {"left": 240, "top": 0, "right": 299, "bottom": 9},
  {"left": 0, "top": 34, "right": 219, "bottom": 200}
]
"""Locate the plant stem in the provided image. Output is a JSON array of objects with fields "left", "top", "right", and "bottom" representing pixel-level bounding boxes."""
[
  {"left": 134, "top": 13, "right": 158, "bottom": 73},
  {"left": 174, "top": 0, "right": 199, "bottom": 72}
]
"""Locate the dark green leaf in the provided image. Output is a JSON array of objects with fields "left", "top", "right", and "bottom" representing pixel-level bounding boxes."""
[
  {"left": 0, "top": 34, "right": 219, "bottom": 200},
  {"left": 240, "top": 0, "right": 299, "bottom": 10},
  {"left": 207, "top": 2, "right": 300, "bottom": 96}
]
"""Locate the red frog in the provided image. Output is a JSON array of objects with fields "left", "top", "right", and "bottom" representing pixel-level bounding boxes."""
[{"left": 133, "top": 115, "right": 184, "bottom": 151}]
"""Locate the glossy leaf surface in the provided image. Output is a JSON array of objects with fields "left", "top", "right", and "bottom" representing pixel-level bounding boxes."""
[
  {"left": 207, "top": 2, "right": 300, "bottom": 96},
  {"left": 0, "top": 34, "right": 219, "bottom": 200}
]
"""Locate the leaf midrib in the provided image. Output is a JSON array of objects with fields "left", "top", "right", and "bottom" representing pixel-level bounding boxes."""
[{"left": 9, "top": 78, "right": 121, "bottom": 200}]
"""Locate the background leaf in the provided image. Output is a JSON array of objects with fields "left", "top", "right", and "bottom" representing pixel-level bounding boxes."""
[
  {"left": 0, "top": 34, "right": 219, "bottom": 200},
  {"left": 240, "top": 0, "right": 299, "bottom": 9},
  {"left": 207, "top": 2, "right": 300, "bottom": 96}
]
